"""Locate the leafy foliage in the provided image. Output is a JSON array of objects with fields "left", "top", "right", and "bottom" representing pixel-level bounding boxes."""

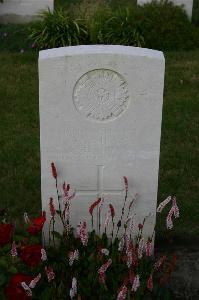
[
  {"left": 192, "top": 0, "right": 199, "bottom": 26},
  {"left": 0, "top": 164, "right": 178, "bottom": 299},
  {"left": 105, "top": 8, "right": 143, "bottom": 46},
  {"left": 29, "top": 0, "right": 199, "bottom": 51},
  {"left": 29, "top": 8, "right": 88, "bottom": 49},
  {"left": 0, "top": 213, "right": 175, "bottom": 300},
  {"left": 137, "top": 0, "right": 199, "bottom": 51}
]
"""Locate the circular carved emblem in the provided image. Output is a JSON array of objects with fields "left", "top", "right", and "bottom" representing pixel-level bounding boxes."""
[{"left": 73, "top": 69, "right": 129, "bottom": 121}]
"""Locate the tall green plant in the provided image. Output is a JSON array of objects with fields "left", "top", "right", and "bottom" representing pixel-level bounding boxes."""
[
  {"left": 192, "top": 0, "right": 199, "bottom": 26},
  {"left": 29, "top": 8, "right": 88, "bottom": 49},
  {"left": 137, "top": 0, "right": 199, "bottom": 50},
  {"left": 103, "top": 7, "right": 145, "bottom": 46}
]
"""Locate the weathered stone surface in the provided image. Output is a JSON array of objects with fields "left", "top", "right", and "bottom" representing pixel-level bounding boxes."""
[
  {"left": 0, "top": 0, "right": 53, "bottom": 23},
  {"left": 39, "top": 45, "right": 165, "bottom": 239},
  {"left": 137, "top": 0, "right": 193, "bottom": 19}
]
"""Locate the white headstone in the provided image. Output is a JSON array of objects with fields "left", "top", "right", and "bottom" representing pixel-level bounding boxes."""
[
  {"left": 0, "top": 0, "right": 54, "bottom": 23},
  {"left": 39, "top": 45, "right": 165, "bottom": 239},
  {"left": 137, "top": 0, "right": 193, "bottom": 19}
]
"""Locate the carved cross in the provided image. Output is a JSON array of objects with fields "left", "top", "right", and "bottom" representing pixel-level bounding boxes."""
[{"left": 75, "top": 165, "right": 124, "bottom": 198}]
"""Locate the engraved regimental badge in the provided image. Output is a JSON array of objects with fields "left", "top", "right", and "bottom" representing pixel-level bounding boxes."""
[{"left": 73, "top": 69, "right": 129, "bottom": 121}]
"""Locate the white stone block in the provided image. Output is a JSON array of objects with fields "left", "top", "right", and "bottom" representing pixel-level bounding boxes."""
[
  {"left": 137, "top": 0, "right": 193, "bottom": 19},
  {"left": 0, "top": 0, "right": 54, "bottom": 23},
  {"left": 39, "top": 45, "right": 165, "bottom": 240}
]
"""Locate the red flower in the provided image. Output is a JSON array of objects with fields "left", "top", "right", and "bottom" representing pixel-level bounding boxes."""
[
  {"left": 20, "top": 244, "right": 42, "bottom": 268},
  {"left": 49, "top": 198, "right": 56, "bottom": 217},
  {"left": 0, "top": 223, "right": 13, "bottom": 247},
  {"left": 138, "top": 223, "right": 143, "bottom": 230},
  {"left": 89, "top": 198, "right": 101, "bottom": 216},
  {"left": 51, "top": 162, "right": 57, "bottom": 179},
  {"left": 147, "top": 274, "right": 153, "bottom": 291},
  {"left": 5, "top": 273, "right": 33, "bottom": 300},
  {"left": 28, "top": 212, "right": 46, "bottom": 236},
  {"left": 109, "top": 204, "right": 115, "bottom": 218}
]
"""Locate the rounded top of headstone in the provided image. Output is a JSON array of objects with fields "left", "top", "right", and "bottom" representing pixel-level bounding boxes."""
[
  {"left": 73, "top": 68, "right": 129, "bottom": 121},
  {"left": 39, "top": 45, "right": 164, "bottom": 61}
]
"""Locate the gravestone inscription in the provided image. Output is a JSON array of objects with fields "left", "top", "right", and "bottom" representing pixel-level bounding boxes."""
[{"left": 39, "top": 45, "right": 165, "bottom": 239}]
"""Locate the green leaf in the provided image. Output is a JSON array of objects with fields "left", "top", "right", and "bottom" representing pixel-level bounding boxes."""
[
  {"left": 40, "top": 287, "right": 53, "bottom": 300},
  {"left": 0, "top": 259, "right": 8, "bottom": 269},
  {"left": 1, "top": 244, "right": 11, "bottom": 252},
  {"left": 8, "top": 266, "right": 17, "bottom": 274},
  {"left": 0, "top": 273, "right": 6, "bottom": 287},
  {"left": 14, "top": 234, "right": 26, "bottom": 242}
]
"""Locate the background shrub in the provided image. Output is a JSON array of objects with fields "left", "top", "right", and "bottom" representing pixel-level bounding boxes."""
[
  {"left": 29, "top": 0, "right": 199, "bottom": 51},
  {"left": 192, "top": 0, "right": 199, "bottom": 26},
  {"left": 29, "top": 8, "right": 88, "bottom": 49},
  {"left": 137, "top": 0, "right": 199, "bottom": 51},
  {"left": 90, "top": 7, "right": 145, "bottom": 46}
]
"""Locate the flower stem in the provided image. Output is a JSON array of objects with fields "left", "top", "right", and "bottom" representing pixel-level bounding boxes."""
[{"left": 116, "top": 187, "right": 128, "bottom": 239}]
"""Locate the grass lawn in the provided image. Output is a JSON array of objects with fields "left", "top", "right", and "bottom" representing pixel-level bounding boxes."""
[{"left": 0, "top": 49, "right": 198, "bottom": 242}]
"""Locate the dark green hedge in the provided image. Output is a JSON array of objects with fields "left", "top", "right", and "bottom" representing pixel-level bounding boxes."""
[{"left": 1, "top": 0, "right": 199, "bottom": 52}]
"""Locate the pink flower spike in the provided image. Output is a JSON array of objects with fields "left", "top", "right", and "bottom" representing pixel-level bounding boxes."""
[
  {"left": 138, "top": 238, "right": 145, "bottom": 259},
  {"left": 154, "top": 255, "right": 166, "bottom": 270},
  {"left": 67, "top": 192, "right": 76, "bottom": 202},
  {"left": 41, "top": 248, "right": 47, "bottom": 261},
  {"left": 104, "top": 206, "right": 112, "bottom": 228},
  {"left": 126, "top": 214, "right": 135, "bottom": 237},
  {"left": 123, "top": 176, "right": 128, "bottom": 190},
  {"left": 62, "top": 182, "right": 75, "bottom": 205},
  {"left": 24, "top": 212, "right": 30, "bottom": 223},
  {"left": 98, "top": 259, "right": 112, "bottom": 283},
  {"left": 118, "top": 236, "right": 125, "bottom": 252},
  {"left": 69, "top": 249, "right": 79, "bottom": 266},
  {"left": 166, "top": 206, "right": 174, "bottom": 229},
  {"left": 109, "top": 204, "right": 115, "bottom": 218},
  {"left": 29, "top": 273, "right": 41, "bottom": 289},
  {"left": 157, "top": 196, "right": 172, "bottom": 213},
  {"left": 147, "top": 274, "right": 153, "bottom": 291},
  {"left": 51, "top": 162, "right": 57, "bottom": 179},
  {"left": 11, "top": 241, "right": 17, "bottom": 257},
  {"left": 70, "top": 277, "right": 77, "bottom": 299},
  {"left": 63, "top": 182, "right": 70, "bottom": 193},
  {"left": 89, "top": 198, "right": 101, "bottom": 216},
  {"left": 117, "top": 285, "right": 128, "bottom": 300},
  {"left": 145, "top": 240, "right": 152, "bottom": 257},
  {"left": 49, "top": 197, "right": 56, "bottom": 217},
  {"left": 132, "top": 275, "right": 140, "bottom": 292},
  {"left": 77, "top": 222, "right": 88, "bottom": 246},
  {"left": 45, "top": 266, "right": 55, "bottom": 282},
  {"left": 138, "top": 223, "right": 143, "bottom": 230},
  {"left": 172, "top": 196, "right": 179, "bottom": 218},
  {"left": 21, "top": 282, "right": 32, "bottom": 297},
  {"left": 126, "top": 249, "right": 133, "bottom": 268}
]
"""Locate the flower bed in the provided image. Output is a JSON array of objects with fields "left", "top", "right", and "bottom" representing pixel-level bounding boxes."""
[{"left": 0, "top": 163, "right": 179, "bottom": 299}]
